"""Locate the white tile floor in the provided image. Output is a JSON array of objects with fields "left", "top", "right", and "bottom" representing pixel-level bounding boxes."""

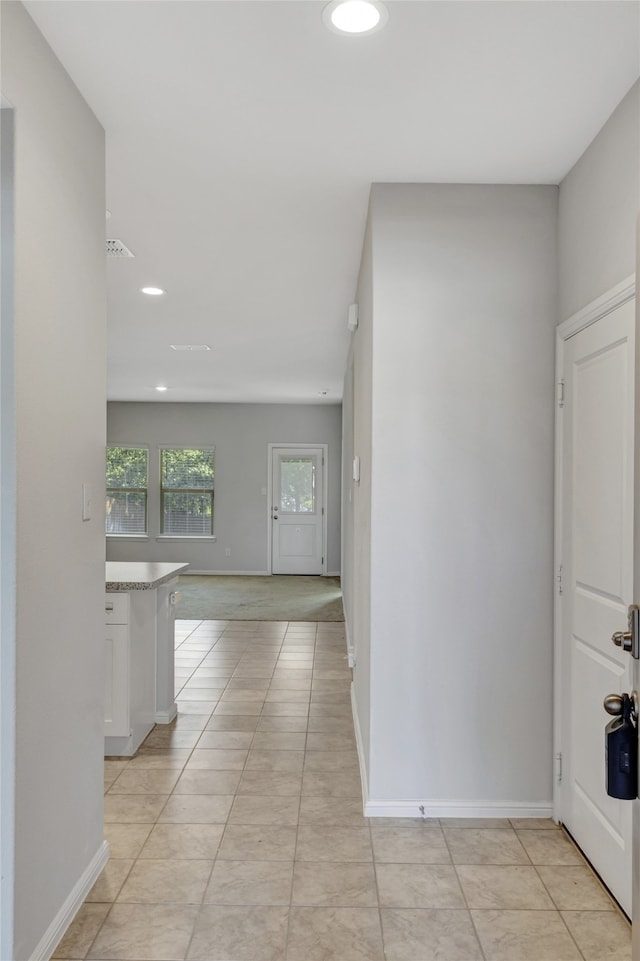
[{"left": 53, "top": 618, "right": 631, "bottom": 961}]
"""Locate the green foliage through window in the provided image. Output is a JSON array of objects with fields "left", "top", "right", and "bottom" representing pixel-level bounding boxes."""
[
  {"left": 106, "top": 447, "right": 148, "bottom": 533},
  {"left": 280, "top": 458, "right": 315, "bottom": 513},
  {"left": 160, "top": 448, "right": 215, "bottom": 536}
]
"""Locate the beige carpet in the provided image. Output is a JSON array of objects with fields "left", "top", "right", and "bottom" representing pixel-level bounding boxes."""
[{"left": 176, "top": 574, "right": 344, "bottom": 621}]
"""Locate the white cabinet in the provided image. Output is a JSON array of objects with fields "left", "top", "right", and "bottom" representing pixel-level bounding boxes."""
[
  {"left": 103, "top": 564, "right": 188, "bottom": 757},
  {"left": 154, "top": 583, "right": 179, "bottom": 724},
  {"left": 104, "top": 594, "right": 130, "bottom": 739},
  {"left": 104, "top": 591, "right": 155, "bottom": 757}
]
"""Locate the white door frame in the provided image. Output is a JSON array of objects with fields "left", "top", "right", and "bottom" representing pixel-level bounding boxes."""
[
  {"left": 0, "top": 103, "right": 17, "bottom": 961},
  {"left": 266, "top": 443, "right": 328, "bottom": 576},
  {"left": 553, "top": 273, "right": 636, "bottom": 826},
  {"left": 633, "top": 220, "right": 640, "bottom": 956}
]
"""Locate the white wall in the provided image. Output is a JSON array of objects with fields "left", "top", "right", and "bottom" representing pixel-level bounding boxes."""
[
  {"left": 341, "top": 356, "right": 354, "bottom": 636},
  {"left": 1, "top": 4, "right": 107, "bottom": 957},
  {"left": 349, "top": 184, "right": 558, "bottom": 814},
  {"left": 107, "top": 402, "right": 342, "bottom": 575},
  {"left": 558, "top": 81, "right": 639, "bottom": 320},
  {"left": 344, "top": 210, "right": 374, "bottom": 780}
]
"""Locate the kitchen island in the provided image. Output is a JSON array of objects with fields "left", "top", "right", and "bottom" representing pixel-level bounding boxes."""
[{"left": 105, "top": 561, "right": 189, "bottom": 756}]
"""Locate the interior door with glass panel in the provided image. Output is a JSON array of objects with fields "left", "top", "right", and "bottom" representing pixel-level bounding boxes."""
[{"left": 271, "top": 447, "right": 324, "bottom": 574}]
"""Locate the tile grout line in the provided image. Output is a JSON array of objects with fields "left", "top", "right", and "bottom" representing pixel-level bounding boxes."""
[
  {"left": 281, "top": 620, "right": 312, "bottom": 961},
  {"left": 181, "top": 684, "right": 230, "bottom": 961},
  {"left": 174, "top": 618, "right": 272, "bottom": 961},
  {"left": 440, "top": 819, "right": 489, "bottom": 961},
  {"left": 368, "top": 819, "right": 389, "bottom": 961}
]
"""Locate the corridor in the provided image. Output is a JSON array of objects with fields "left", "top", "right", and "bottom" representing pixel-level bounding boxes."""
[{"left": 53, "top": 619, "right": 630, "bottom": 960}]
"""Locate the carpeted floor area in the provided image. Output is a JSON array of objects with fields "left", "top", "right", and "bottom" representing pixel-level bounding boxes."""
[{"left": 176, "top": 574, "right": 344, "bottom": 621}]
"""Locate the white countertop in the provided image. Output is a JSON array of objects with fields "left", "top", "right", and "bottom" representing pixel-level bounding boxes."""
[{"left": 106, "top": 561, "right": 189, "bottom": 592}]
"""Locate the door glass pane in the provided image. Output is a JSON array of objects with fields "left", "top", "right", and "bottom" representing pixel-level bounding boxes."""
[{"left": 280, "top": 457, "right": 315, "bottom": 513}]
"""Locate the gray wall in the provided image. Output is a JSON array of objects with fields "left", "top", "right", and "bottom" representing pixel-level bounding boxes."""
[
  {"left": 343, "top": 210, "right": 374, "bottom": 781},
  {"left": 107, "top": 402, "right": 342, "bottom": 575},
  {"left": 1, "top": 4, "right": 107, "bottom": 957},
  {"left": 348, "top": 183, "right": 558, "bottom": 811},
  {"left": 0, "top": 102, "right": 17, "bottom": 961},
  {"left": 341, "top": 356, "right": 354, "bottom": 642},
  {"left": 558, "top": 81, "right": 639, "bottom": 320}
]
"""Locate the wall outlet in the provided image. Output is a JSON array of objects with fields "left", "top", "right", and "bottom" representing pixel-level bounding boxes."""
[{"left": 225, "top": 548, "right": 231, "bottom": 556}]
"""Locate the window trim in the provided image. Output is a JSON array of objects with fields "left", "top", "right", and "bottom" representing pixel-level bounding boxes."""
[
  {"left": 159, "top": 445, "right": 215, "bottom": 538},
  {"left": 156, "top": 535, "right": 217, "bottom": 543},
  {"left": 106, "top": 445, "right": 149, "bottom": 536}
]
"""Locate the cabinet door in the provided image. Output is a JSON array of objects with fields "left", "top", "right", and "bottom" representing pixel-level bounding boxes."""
[{"left": 105, "top": 625, "right": 129, "bottom": 737}]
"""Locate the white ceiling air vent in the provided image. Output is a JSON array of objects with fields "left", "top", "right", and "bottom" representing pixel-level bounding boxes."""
[
  {"left": 106, "top": 239, "right": 135, "bottom": 258},
  {"left": 170, "top": 344, "right": 211, "bottom": 351}
]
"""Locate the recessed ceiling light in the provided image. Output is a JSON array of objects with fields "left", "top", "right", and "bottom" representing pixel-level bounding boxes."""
[
  {"left": 141, "top": 286, "right": 165, "bottom": 296},
  {"left": 155, "top": 385, "right": 168, "bottom": 392},
  {"left": 323, "top": 0, "right": 388, "bottom": 35}
]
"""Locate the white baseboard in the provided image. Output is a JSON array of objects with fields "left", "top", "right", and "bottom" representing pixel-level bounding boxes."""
[
  {"left": 155, "top": 706, "right": 177, "bottom": 724},
  {"left": 345, "top": 615, "right": 355, "bottom": 667},
  {"left": 30, "top": 840, "right": 109, "bottom": 961},
  {"left": 180, "top": 570, "right": 269, "bottom": 576},
  {"left": 349, "top": 684, "right": 552, "bottom": 821},
  {"left": 365, "top": 799, "right": 554, "bottom": 819},
  {"left": 350, "top": 682, "right": 369, "bottom": 815},
  {"left": 326, "top": 571, "right": 341, "bottom": 577}
]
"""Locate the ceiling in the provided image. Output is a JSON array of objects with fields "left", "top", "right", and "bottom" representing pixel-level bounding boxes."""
[{"left": 24, "top": 0, "right": 640, "bottom": 404}]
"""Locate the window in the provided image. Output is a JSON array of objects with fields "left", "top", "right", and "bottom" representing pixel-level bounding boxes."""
[
  {"left": 106, "top": 447, "right": 148, "bottom": 534},
  {"left": 280, "top": 456, "right": 316, "bottom": 513},
  {"left": 160, "top": 447, "right": 215, "bottom": 536}
]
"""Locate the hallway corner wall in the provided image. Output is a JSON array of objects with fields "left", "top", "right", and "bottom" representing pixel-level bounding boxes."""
[
  {"left": 344, "top": 206, "right": 374, "bottom": 797},
  {"left": 1, "top": 4, "right": 107, "bottom": 957},
  {"left": 351, "top": 183, "right": 558, "bottom": 814}
]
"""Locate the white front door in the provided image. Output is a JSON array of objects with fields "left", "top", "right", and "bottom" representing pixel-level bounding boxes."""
[
  {"left": 634, "top": 628, "right": 640, "bottom": 957},
  {"left": 270, "top": 447, "right": 325, "bottom": 575},
  {"left": 633, "top": 254, "right": 640, "bottom": 959},
  {"left": 559, "top": 297, "right": 635, "bottom": 916}
]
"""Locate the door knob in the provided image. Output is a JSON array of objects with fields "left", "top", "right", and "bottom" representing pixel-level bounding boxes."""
[
  {"left": 611, "top": 605, "right": 640, "bottom": 660},
  {"left": 273, "top": 515, "right": 278, "bottom": 521},
  {"left": 604, "top": 691, "right": 639, "bottom": 719},
  {"left": 612, "top": 631, "right": 634, "bottom": 653},
  {"left": 604, "top": 694, "right": 626, "bottom": 716}
]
